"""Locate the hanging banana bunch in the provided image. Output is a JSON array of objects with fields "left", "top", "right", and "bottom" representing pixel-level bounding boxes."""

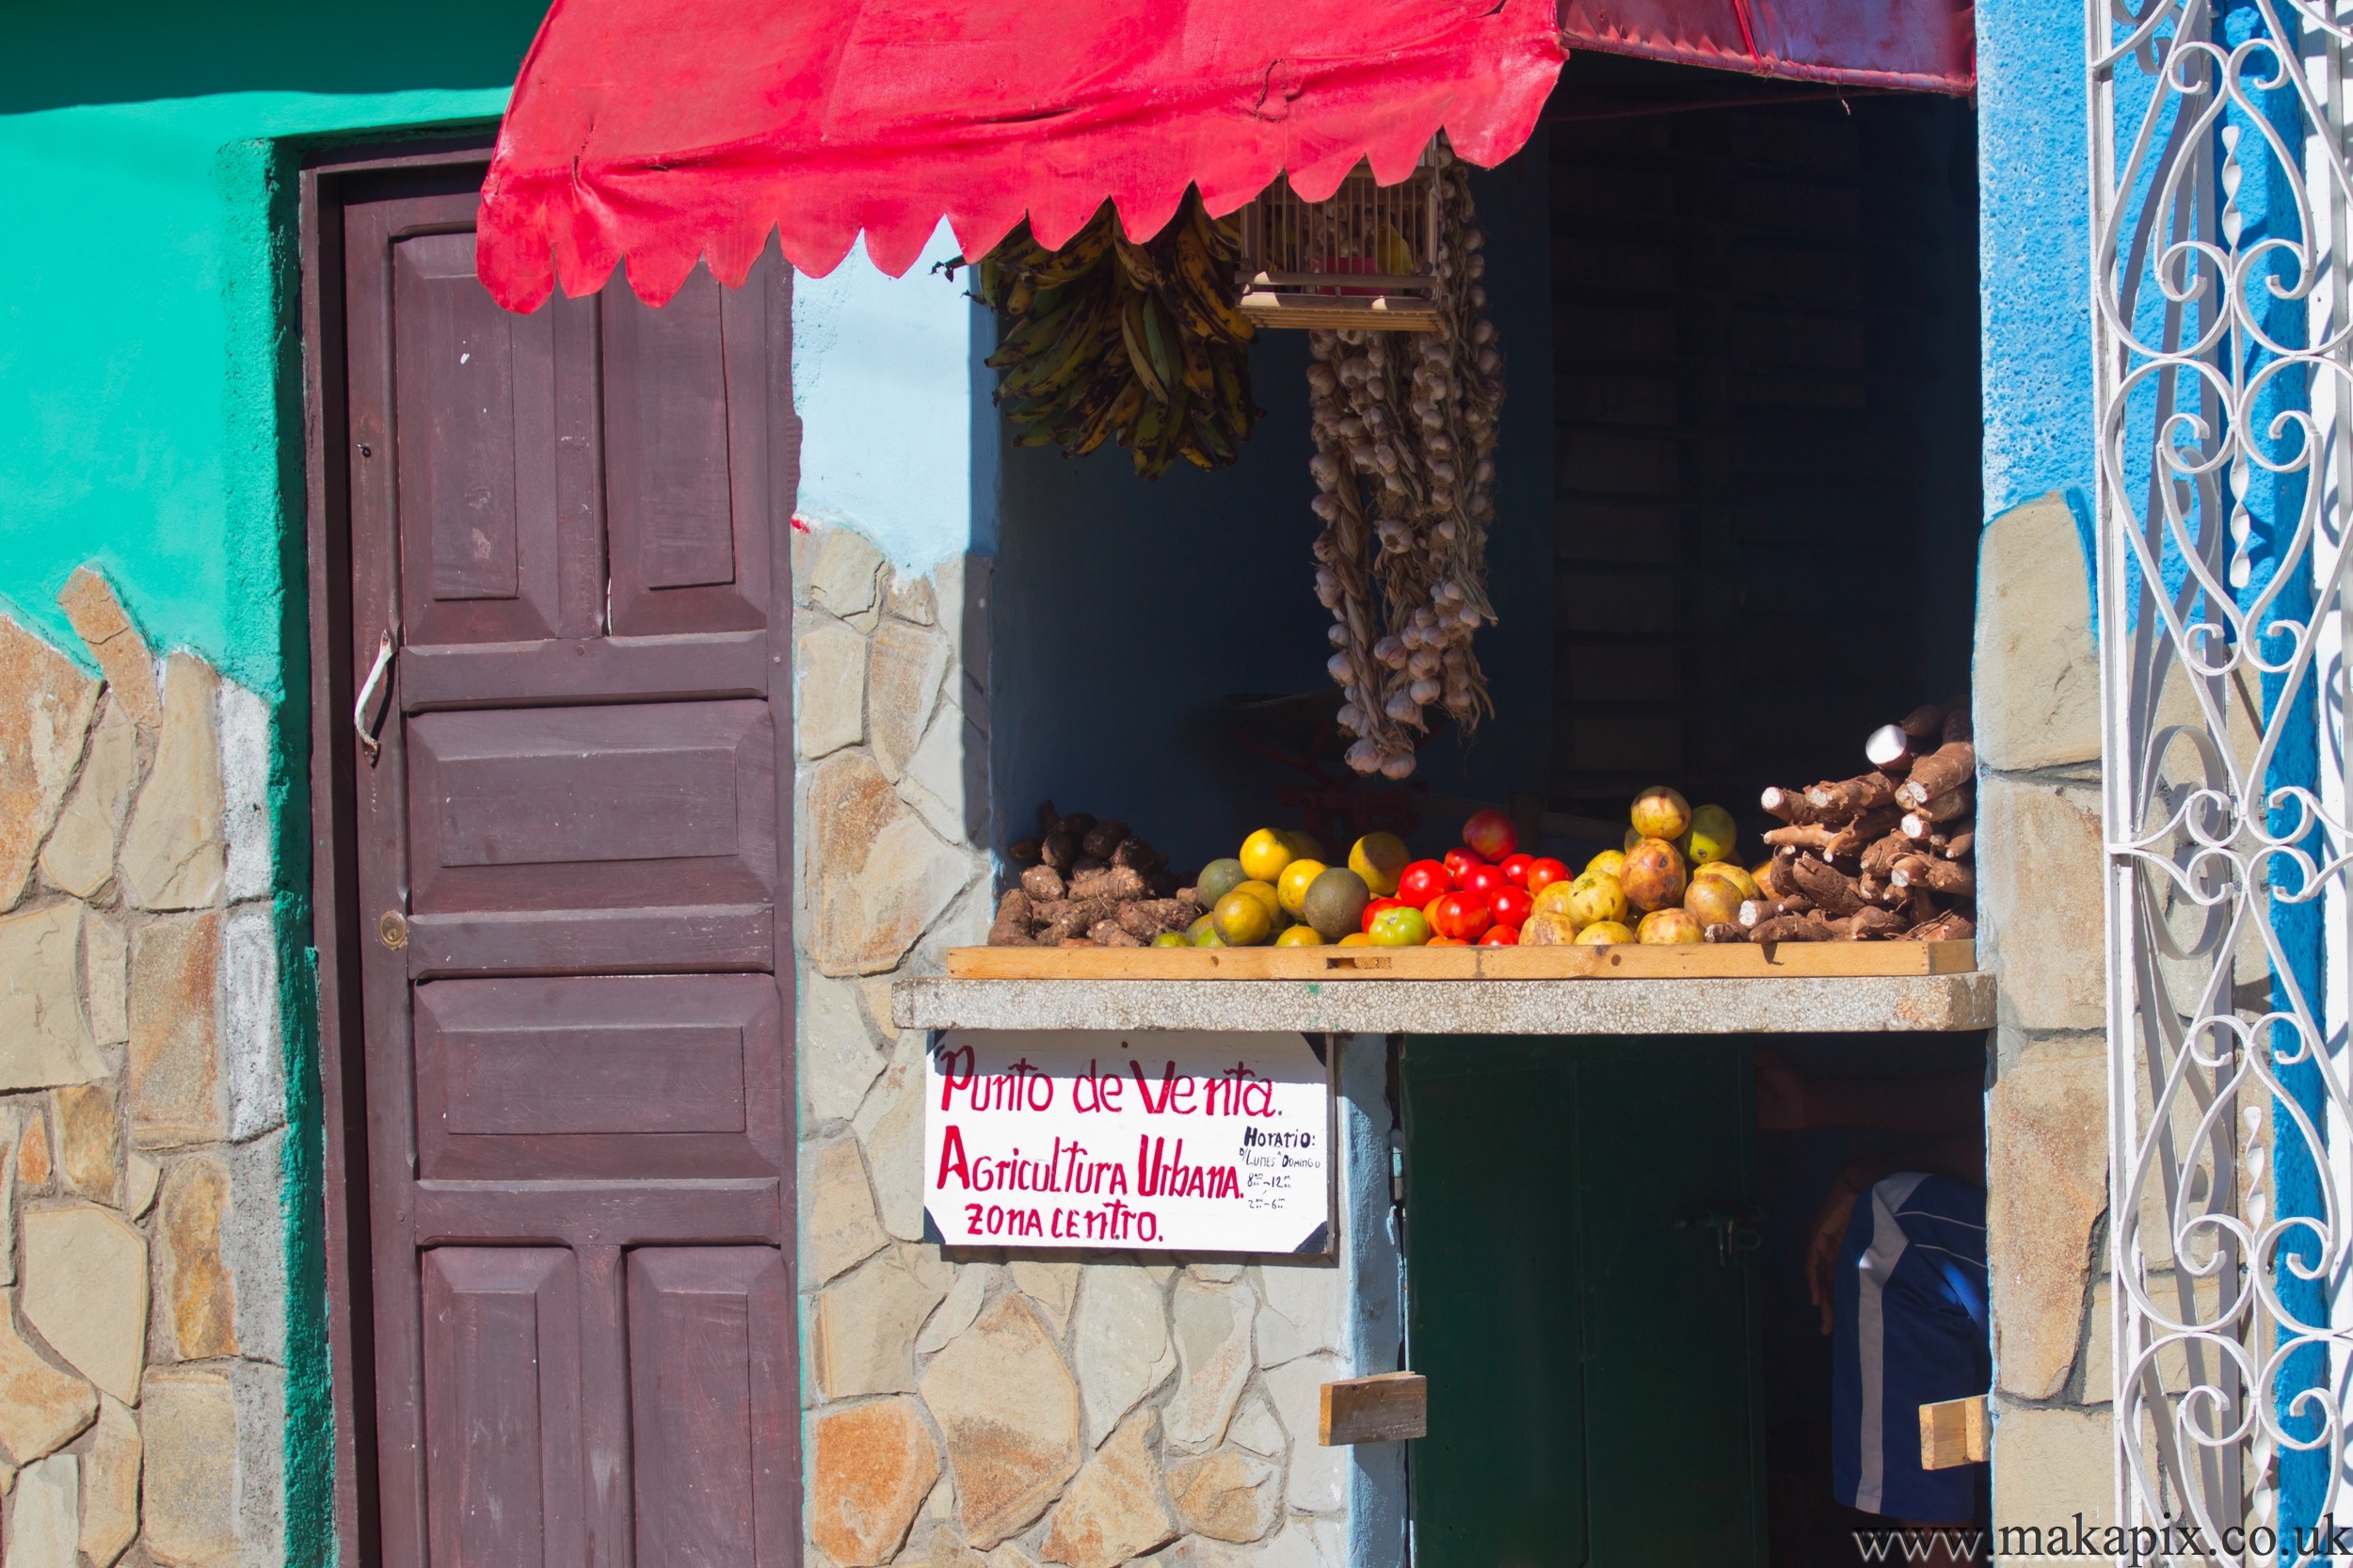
[
  {"left": 975, "top": 192, "right": 1258, "bottom": 477},
  {"left": 1307, "top": 150, "right": 1503, "bottom": 778}
]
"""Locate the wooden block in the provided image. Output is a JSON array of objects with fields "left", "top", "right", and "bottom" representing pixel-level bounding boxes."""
[
  {"left": 1320, "top": 1372, "right": 1427, "bottom": 1445},
  {"left": 942, "top": 939, "right": 1976, "bottom": 982},
  {"left": 1918, "top": 1395, "right": 1988, "bottom": 1470}
]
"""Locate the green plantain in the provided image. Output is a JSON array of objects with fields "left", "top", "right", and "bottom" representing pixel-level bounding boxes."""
[{"left": 970, "top": 190, "right": 1258, "bottom": 477}]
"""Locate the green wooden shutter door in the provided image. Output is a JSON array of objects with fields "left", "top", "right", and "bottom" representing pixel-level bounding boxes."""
[{"left": 1402, "top": 1036, "right": 1766, "bottom": 1568}]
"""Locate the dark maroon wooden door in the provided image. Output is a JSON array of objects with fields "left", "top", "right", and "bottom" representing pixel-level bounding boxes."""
[{"left": 341, "top": 174, "right": 797, "bottom": 1568}]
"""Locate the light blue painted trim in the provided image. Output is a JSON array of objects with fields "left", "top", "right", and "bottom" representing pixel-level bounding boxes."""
[
  {"left": 1977, "top": 0, "right": 2097, "bottom": 525},
  {"left": 1340, "top": 1033, "right": 1407, "bottom": 1566},
  {"left": 792, "top": 224, "right": 985, "bottom": 571}
]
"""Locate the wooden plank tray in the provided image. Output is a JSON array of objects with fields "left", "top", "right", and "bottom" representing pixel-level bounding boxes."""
[{"left": 944, "top": 940, "right": 1977, "bottom": 982}]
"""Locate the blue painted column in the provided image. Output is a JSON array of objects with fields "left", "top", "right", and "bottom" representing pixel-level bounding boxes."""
[{"left": 2215, "top": 2, "right": 2329, "bottom": 1544}]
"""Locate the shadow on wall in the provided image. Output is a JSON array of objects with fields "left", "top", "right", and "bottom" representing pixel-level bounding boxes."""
[
  {"left": 988, "top": 152, "right": 1557, "bottom": 874},
  {"left": 4, "top": 0, "right": 550, "bottom": 112}
]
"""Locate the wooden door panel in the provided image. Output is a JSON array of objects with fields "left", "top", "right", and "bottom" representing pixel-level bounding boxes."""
[
  {"left": 627, "top": 1248, "right": 794, "bottom": 1568},
  {"left": 414, "top": 975, "right": 785, "bottom": 1180},
  {"left": 421, "top": 1248, "right": 585, "bottom": 1568},
  {"left": 392, "top": 230, "right": 602, "bottom": 648},
  {"left": 602, "top": 270, "right": 774, "bottom": 637},
  {"left": 406, "top": 701, "right": 776, "bottom": 916},
  {"left": 338, "top": 167, "right": 797, "bottom": 1568}
]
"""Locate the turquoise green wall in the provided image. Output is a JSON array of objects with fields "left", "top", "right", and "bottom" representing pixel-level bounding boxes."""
[{"left": 3, "top": 12, "right": 551, "bottom": 1564}]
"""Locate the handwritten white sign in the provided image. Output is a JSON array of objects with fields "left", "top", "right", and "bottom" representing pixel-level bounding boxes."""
[{"left": 924, "top": 1030, "right": 1332, "bottom": 1254}]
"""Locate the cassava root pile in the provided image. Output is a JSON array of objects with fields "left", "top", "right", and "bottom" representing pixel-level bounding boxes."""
[
  {"left": 1723, "top": 698, "right": 1978, "bottom": 945},
  {"left": 1308, "top": 147, "right": 1502, "bottom": 779},
  {"left": 989, "top": 803, "right": 1200, "bottom": 947}
]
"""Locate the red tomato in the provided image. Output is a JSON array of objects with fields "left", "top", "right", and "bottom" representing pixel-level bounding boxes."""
[
  {"left": 1443, "top": 847, "right": 1486, "bottom": 884},
  {"left": 1463, "top": 808, "right": 1518, "bottom": 860},
  {"left": 1479, "top": 923, "right": 1521, "bottom": 946},
  {"left": 1500, "top": 853, "right": 1536, "bottom": 887},
  {"left": 1489, "top": 885, "right": 1534, "bottom": 928},
  {"left": 1360, "top": 896, "right": 1405, "bottom": 935},
  {"left": 1431, "top": 891, "right": 1494, "bottom": 942},
  {"left": 1524, "top": 857, "right": 1571, "bottom": 896},
  {"left": 1426, "top": 936, "right": 1471, "bottom": 947},
  {"left": 1462, "top": 864, "right": 1509, "bottom": 904},
  {"left": 1398, "top": 859, "right": 1452, "bottom": 905}
]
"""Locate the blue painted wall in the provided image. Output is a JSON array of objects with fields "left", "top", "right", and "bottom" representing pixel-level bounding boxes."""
[{"left": 1977, "top": 0, "right": 2096, "bottom": 527}]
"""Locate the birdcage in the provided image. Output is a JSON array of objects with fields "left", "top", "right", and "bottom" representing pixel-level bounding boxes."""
[{"left": 1235, "top": 155, "right": 1442, "bottom": 331}]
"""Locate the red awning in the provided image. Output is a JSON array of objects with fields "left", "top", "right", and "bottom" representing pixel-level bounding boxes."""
[
  {"left": 1560, "top": 1, "right": 1973, "bottom": 93},
  {"left": 477, "top": 0, "right": 1972, "bottom": 312},
  {"left": 476, "top": 0, "right": 1567, "bottom": 311}
]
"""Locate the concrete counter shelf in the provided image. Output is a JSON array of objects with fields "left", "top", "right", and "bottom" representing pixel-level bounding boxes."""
[{"left": 891, "top": 940, "right": 1993, "bottom": 1035}]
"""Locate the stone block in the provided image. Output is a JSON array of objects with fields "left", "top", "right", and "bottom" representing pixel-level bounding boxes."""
[
  {"left": 124, "top": 1154, "right": 158, "bottom": 1221},
  {"left": 38, "top": 696, "right": 136, "bottom": 900},
  {"left": 1255, "top": 1263, "right": 1342, "bottom": 1368},
  {"left": 0, "top": 1306, "right": 96, "bottom": 1464},
  {"left": 54, "top": 1086, "right": 119, "bottom": 1206},
  {"left": 0, "top": 1114, "right": 17, "bottom": 1286},
  {"left": 1164, "top": 1277, "right": 1256, "bottom": 1452},
  {"left": 55, "top": 569, "right": 159, "bottom": 732},
  {"left": 1989, "top": 1053, "right": 2107, "bottom": 1400},
  {"left": 859, "top": 978, "right": 902, "bottom": 1044},
  {"left": 2082, "top": 1271, "right": 2225, "bottom": 1406},
  {"left": 1009, "top": 1261, "right": 1078, "bottom": 1336},
  {"left": 802, "top": 970, "right": 886, "bottom": 1126},
  {"left": 869, "top": 623, "right": 952, "bottom": 783},
  {"left": 799, "top": 616, "right": 871, "bottom": 760},
  {"left": 141, "top": 1367, "right": 240, "bottom": 1565},
  {"left": 900, "top": 704, "right": 987, "bottom": 849},
  {"left": 816, "top": 806, "right": 973, "bottom": 978},
  {"left": 221, "top": 904, "right": 283, "bottom": 1141},
  {"left": 886, "top": 568, "right": 938, "bottom": 627},
  {"left": 216, "top": 680, "right": 272, "bottom": 904},
  {"left": 160, "top": 1157, "right": 238, "bottom": 1359},
  {"left": 809, "top": 528, "right": 887, "bottom": 622},
  {"left": 1072, "top": 1266, "right": 1175, "bottom": 1446},
  {"left": 1975, "top": 494, "right": 2100, "bottom": 772},
  {"left": 856, "top": 1028, "right": 930, "bottom": 1241},
  {"left": 807, "top": 750, "right": 973, "bottom": 977},
  {"left": 128, "top": 913, "right": 225, "bottom": 1147},
  {"left": 79, "top": 1395, "right": 137, "bottom": 1567},
  {"left": 920, "top": 1296, "right": 1082, "bottom": 1548},
  {"left": 0, "top": 615, "right": 101, "bottom": 912},
  {"left": 22, "top": 1205, "right": 147, "bottom": 1403},
  {"left": 916, "top": 1267, "right": 991, "bottom": 1358},
  {"left": 83, "top": 914, "right": 127, "bottom": 1048},
  {"left": 1166, "top": 1448, "right": 1282, "bottom": 1544},
  {"left": 1262, "top": 1354, "right": 1348, "bottom": 1513},
  {"left": 17, "top": 1103, "right": 49, "bottom": 1188},
  {"left": 808, "top": 1135, "right": 890, "bottom": 1285},
  {"left": 815, "top": 1244, "right": 954, "bottom": 1399},
  {"left": 120, "top": 653, "right": 225, "bottom": 911},
  {"left": 0, "top": 905, "right": 107, "bottom": 1090},
  {"left": 812, "top": 1396, "right": 940, "bottom": 1567},
  {"left": 1226, "top": 1394, "right": 1284, "bottom": 1460},
  {"left": 1977, "top": 777, "right": 2106, "bottom": 1036},
  {"left": 9, "top": 1450, "right": 77, "bottom": 1568},
  {"left": 220, "top": 1133, "right": 288, "bottom": 1368},
  {"left": 1992, "top": 1404, "right": 2113, "bottom": 1543},
  {"left": 1039, "top": 1408, "right": 1177, "bottom": 1568}
]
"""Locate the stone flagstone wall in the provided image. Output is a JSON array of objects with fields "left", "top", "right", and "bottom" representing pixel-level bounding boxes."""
[
  {"left": 791, "top": 522, "right": 1402, "bottom": 1568},
  {"left": 0, "top": 569, "right": 287, "bottom": 1567}
]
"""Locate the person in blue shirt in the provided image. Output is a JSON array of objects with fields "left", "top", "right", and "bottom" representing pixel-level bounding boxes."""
[{"left": 1757, "top": 1049, "right": 1988, "bottom": 1564}]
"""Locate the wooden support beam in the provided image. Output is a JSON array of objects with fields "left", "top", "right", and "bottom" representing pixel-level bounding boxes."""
[
  {"left": 1918, "top": 1395, "right": 1988, "bottom": 1470},
  {"left": 1320, "top": 1372, "right": 1428, "bottom": 1445}
]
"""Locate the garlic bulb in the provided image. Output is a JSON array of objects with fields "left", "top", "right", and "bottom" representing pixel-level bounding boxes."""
[{"left": 1307, "top": 146, "right": 1504, "bottom": 777}]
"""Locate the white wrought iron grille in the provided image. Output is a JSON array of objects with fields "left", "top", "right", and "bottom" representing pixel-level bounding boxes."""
[{"left": 2094, "top": 1, "right": 2353, "bottom": 1560}]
